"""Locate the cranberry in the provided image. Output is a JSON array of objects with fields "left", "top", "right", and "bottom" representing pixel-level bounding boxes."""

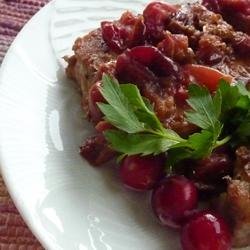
[
  {"left": 116, "top": 50, "right": 158, "bottom": 86},
  {"left": 80, "top": 134, "right": 116, "bottom": 166},
  {"left": 151, "top": 175, "right": 198, "bottom": 228},
  {"left": 222, "top": 0, "right": 250, "bottom": 35},
  {"left": 192, "top": 152, "right": 233, "bottom": 183},
  {"left": 116, "top": 46, "right": 179, "bottom": 85},
  {"left": 101, "top": 12, "right": 146, "bottom": 53},
  {"left": 232, "top": 34, "right": 250, "bottom": 57},
  {"left": 196, "top": 35, "right": 224, "bottom": 65},
  {"left": 203, "top": 0, "right": 250, "bottom": 14},
  {"left": 221, "top": 0, "right": 250, "bottom": 14},
  {"left": 181, "top": 211, "right": 232, "bottom": 250},
  {"left": 120, "top": 155, "right": 165, "bottom": 191},
  {"left": 95, "top": 121, "right": 114, "bottom": 133},
  {"left": 202, "top": 0, "right": 222, "bottom": 13},
  {"left": 203, "top": 0, "right": 250, "bottom": 35},
  {"left": 129, "top": 46, "right": 179, "bottom": 77},
  {"left": 158, "top": 33, "right": 192, "bottom": 63},
  {"left": 88, "top": 82, "right": 105, "bottom": 123},
  {"left": 175, "top": 84, "right": 189, "bottom": 105},
  {"left": 143, "top": 2, "right": 178, "bottom": 42}
]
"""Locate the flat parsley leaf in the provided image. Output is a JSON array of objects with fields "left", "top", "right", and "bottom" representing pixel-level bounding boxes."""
[
  {"left": 98, "top": 75, "right": 145, "bottom": 133},
  {"left": 185, "top": 84, "right": 222, "bottom": 131},
  {"left": 98, "top": 74, "right": 249, "bottom": 165},
  {"left": 217, "top": 80, "right": 250, "bottom": 145},
  {"left": 98, "top": 75, "right": 185, "bottom": 156},
  {"left": 184, "top": 84, "right": 225, "bottom": 156},
  {"left": 119, "top": 83, "right": 165, "bottom": 132}
]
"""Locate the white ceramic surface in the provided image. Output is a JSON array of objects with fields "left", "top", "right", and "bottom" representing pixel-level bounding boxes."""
[{"left": 0, "top": 0, "right": 248, "bottom": 250}]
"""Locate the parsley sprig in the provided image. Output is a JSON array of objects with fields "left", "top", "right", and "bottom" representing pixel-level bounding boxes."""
[
  {"left": 98, "top": 75, "right": 250, "bottom": 164},
  {"left": 98, "top": 75, "right": 185, "bottom": 157}
]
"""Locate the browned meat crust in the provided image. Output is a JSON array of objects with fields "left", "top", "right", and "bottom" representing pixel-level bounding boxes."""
[
  {"left": 65, "top": 29, "right": 116, "bottom": 111},
  {"left": 168, "top": 3, "right": 250, "bottom": 83},
  {"left": 227, "top": 147, "right": 250, "bottom": 248},
  {"left": 227, "top": 180, "right": 250, "bottom": 247}
]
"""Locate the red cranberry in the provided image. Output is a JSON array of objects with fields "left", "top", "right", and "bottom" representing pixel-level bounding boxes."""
[
  {"left": 101, "top": 12, "right": 146, "bottom": 53},
  {"left": 95, "top": 121, "right": 114, "bottom": 133},
  {"left": 158, "top": 33, "right": 191, "bottom": 63},
  {"left": 120, "top": 155, "right": 165, "bottom": 191},
  {"left": 175, "top": 85, "right": 189, "bottom": 105},
  {"left": 143, "top": 2, "right": 178, "bottom": 42},
  {"left": 101, "top": 21, "right": 122, "bottom": 53},
  {"left": 116, "top": 46, "right": 179, "bottom": 85},
  {"left": 203, "top": 0, "right": 250, "bottom": 34},
  {"left": 181, "top": 211, "right": 232, "bottom": 250},
  {"left": 192, "top": 152, "right": 233, "bottom": 183},
  {"left": 151, "top": 175, "right": 198, "bottom": 228},
  {"left": 203, "top": 0, "right": 249, "bottom": 14},
  {"left": 129, "top": 46, "right": 179, "bottom": 77},
  {"left": 80, "top": 134, "right": 116, "bottom": 166},
  {"left": 202, "top": 0, "right": 222, "bottom": 13},
  {"left": 196, "top": 35, "right": 224, "bottom": 65},
  {"left": 116, "top": 49, "right": 159, "bottom": 86},
  {"left": 88, "top": 82, "right": 105, "bottom": 123},
  {"left": 221, "top": 0, "right": 250, "bottom": 14},
  {"left": 232, "top": 34, "right": 250, "bottom": 57}
]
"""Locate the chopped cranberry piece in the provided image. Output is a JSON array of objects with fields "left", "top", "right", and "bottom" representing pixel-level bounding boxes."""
[
  {"left": 221, "top": 0, "right": 250, "bottom": 14},
  {"left": 158, "top": 33, "right": 176, "bottom": 58},
  {"left": 196, "top": 35, "right": 225, "bottom": 65},
  {"left": 202, "top": 0, "right": 222, "bottom": 13},
  {"left": 88, "top": 81, "right": 105, "bottom": 123},
  {"left": 116, "top": 46, "right": 180, "bottom": 88},
  {"left": 158, "top": 33, "right": 193, "bottom": 63},
  {"left": 232, "top": 34, "right": 250, "bottom": 56},
  {"left": 143, "top": 2, "right": 178, "bottom": 42},
  {"left": 203, "top": 0, "right": 250, "bottom": 14},
  {"left": 129, "top": 46, "right": 179, "bottom": 77},
  {"left": 101, "top": 12, "right": 146, "bottom": 53},
  {"left": 80, "top": 134, "right": 116, "bottom": 166},
  {"left": 95, "top": 121, "right": 114, "bottom": 133},
  {"left": 175, "top": 84, "right": 189, "bottom": 105},
  {"left": 116, "top": 50, "right": 158, "bottom": 86},
  {"left": 203, "top": 0, "right": 250, "bottom": 34}
]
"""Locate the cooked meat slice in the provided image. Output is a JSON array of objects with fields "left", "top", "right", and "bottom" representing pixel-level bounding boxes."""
[
  {"left": 227, "top": 180, "right": 250, "bottom": 247},
  {"left": 227, "top": 147, "right": 250, "bottom": 248},
  {"left": 234, "top": 146, "right": 250, "bottom": 182},
  {"left": 65, "top": 28, "right": 117, "bottom": 109}
]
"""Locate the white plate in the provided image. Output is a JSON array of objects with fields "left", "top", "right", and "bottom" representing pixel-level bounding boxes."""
[
  {"left": 0, "top": 1, "right": 180, "bottom": 250},
  {"left": 0, "top": 1, "right": 248, "bottom": 249}
]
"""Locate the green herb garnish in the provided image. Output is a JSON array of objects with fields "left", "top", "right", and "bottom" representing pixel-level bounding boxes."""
[{"left": 98, "top": 74, "right": 250, "bottom": 165}]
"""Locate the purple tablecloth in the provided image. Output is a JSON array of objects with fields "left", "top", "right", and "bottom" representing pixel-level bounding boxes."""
[
  {"left": 0, "top": 0, "right": 49, "bottom": 248},
  {"left": 0, "top": 0, "right": 48, "bottom": 62}
]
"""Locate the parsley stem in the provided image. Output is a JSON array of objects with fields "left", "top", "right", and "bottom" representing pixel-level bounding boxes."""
[
  {"left": 215, "top": 136, "right": 231, "bottom": 148},
  {"left": 145, "top": 129, "right": 186, "bottom": 143}
]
